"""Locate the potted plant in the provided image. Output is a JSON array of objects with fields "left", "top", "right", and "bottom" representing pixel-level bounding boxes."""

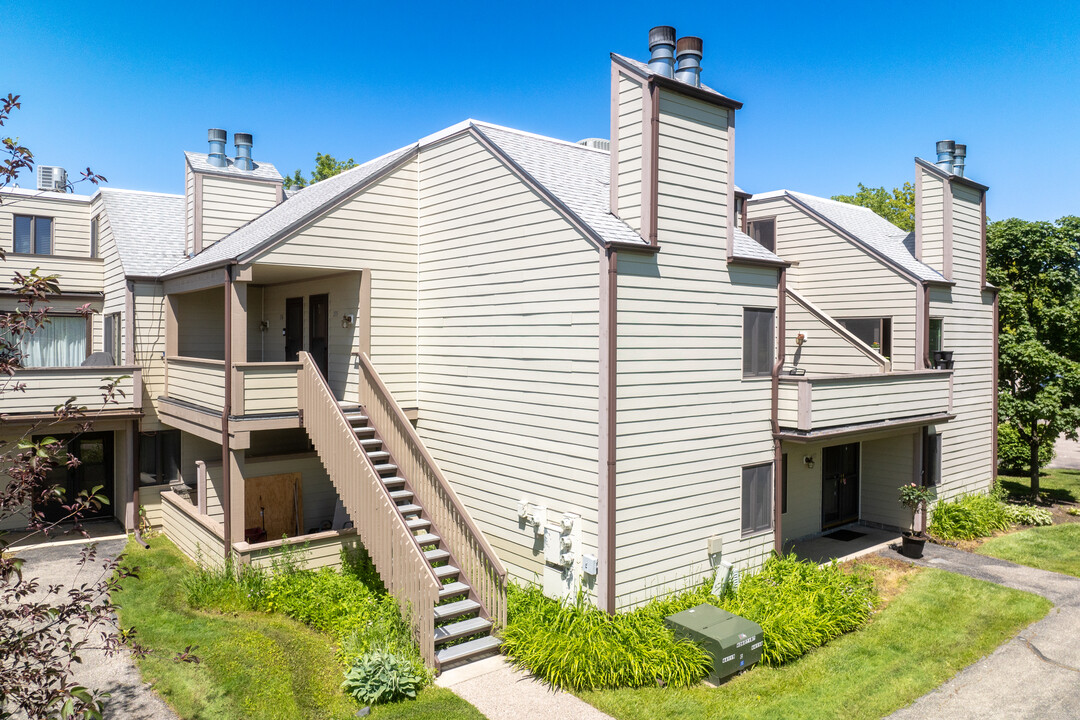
[{"left": 898, "top": 483, "right": 935, "bottom": 558}]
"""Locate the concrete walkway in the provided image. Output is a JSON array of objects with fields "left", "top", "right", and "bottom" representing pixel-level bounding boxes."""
[
  {"left": 436, "top": 655, "right": 615, "bottom": 720},
  {"left": 888, "top": 543, "right": 1080, "bottom": 719},
  {"left": 1049, "top": 432, "right": 1080, "bottom": 470},
  {"left": 11, "top": 532, "right": 178, "bottom": 720}
]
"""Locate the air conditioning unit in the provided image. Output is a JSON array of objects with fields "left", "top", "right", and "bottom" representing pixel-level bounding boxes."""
[
  {"left": 575, "top": 138, "right": 610, "bottom": 151},
  {"left": 37, "top": 166, "right": 68, "bottom": 192}
]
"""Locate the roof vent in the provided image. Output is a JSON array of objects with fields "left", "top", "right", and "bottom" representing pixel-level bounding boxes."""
[
  {"left": 952, "top": 143, "right": 966, "bottom": 177},
  {"left": 935, "top": 140, "right": 955, "bottom": 174},
  {"left": 207, "top": 128, "right": 228, "bottom": 167},
  {"left": 234, "top": 132, "right": 253, "bottom": 171},
  {"left": 37, "top": 166, "right": 67, "bottom": 192},
  {"left": 647, "top": 26, "right": 676, "bottom": 78},
  {"left": 675, "top": 36, "right": 703, "bottom": 87},
  {"left": 576, "top": 138, "right": 610, "bottom": 151}
]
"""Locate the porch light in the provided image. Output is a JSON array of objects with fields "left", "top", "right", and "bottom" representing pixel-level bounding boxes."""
[
  {"left": 804, "top": 455, "right": 815, "bottom": 469},
  {"left": 341, "top": 314, "right": 354, "bottom": 329}
]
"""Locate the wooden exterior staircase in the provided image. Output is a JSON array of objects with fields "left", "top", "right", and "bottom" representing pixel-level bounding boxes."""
[{"left": 296, "top": 352, "right": 506, "bottom": 669}]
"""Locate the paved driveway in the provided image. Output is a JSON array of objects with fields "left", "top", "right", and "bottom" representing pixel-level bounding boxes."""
[
  {"left": 11, "top": 531, "right": 177, "bottom": 720},
  {"left": 1049, "top": 433, "right": 1080, "bottom": 470}
]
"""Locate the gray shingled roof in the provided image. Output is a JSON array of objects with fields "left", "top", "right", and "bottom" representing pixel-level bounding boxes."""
[
  {"left": 164, "top": 144, "right": 418, "bottom": 276},
  {"left": 99, "top": 189, "right": 187, "bottom": 277},
  {"left": 732, "top": 229, "right": 784, "bottom": 264},
  {"left": 185, "top": 152, "right": 283, "bottom": 182},
  {"left": 766, "top": 191, "right": 946, "bottom": 283},
  {"left": 473, "top": 123, "right": 646, "bottom": 247}
]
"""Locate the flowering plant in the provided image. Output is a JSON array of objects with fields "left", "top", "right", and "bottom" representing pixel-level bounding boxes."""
[{"left": 898, "top": 483, "right": 935, "bottom": 535}]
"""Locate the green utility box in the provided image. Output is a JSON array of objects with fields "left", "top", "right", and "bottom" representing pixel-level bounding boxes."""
[{"left": 664, "top": 603, "right": 764, "bottom": 683}]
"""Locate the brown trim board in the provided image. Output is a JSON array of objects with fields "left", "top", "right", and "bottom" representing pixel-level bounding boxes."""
[
  {"left": 598, "top": 246, "right": 618, "bottom": 613},
  {"left": 609, "top": 64, "right": 621, "bottom": 216},
  {"left": 771, "top": 266, "right": 787, "bottom": 555}
]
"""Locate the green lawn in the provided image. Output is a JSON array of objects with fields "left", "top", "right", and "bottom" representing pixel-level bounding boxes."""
[
  {"left": 579, "top": 568, "right": 1050, "bottom": 720},
  {"left": 978, "top": 524, "right": 1080, "bottom": 578},
  {"left": 113, "top": 537, "right": 484, "bottom": 720},
  {"left": 998, "top": 467, "right": 1080, "bottom": 503}
]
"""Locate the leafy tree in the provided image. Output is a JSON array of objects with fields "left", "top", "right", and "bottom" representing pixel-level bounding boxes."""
[
  {"left": 988, "top": 216, "right": 1080, "bottom": 497},
  {"left": 832, "top": 182, "right": 916, "bottom": 231},
  {"left": 282, "top": 152, "right": 358, "bottom": 189}
]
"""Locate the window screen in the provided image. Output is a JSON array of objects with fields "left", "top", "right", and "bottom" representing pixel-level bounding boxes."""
[
  {"left": 838, "top": 317, "right": 892, "bottom": 357},
  {"left": 14, "top": 216, "right": 31, "bottom": 254},
  {"left": 104, "top": 313, "right": 121, "bottom": 363},
  {"left": 743, "top": 309, "right": 775, "bottom": 377},
  {"left": 139, "top": 430, "right": 181, "bottom": 486},
  {"left": 90, "top": 216, "right": 99, "bottom": 258},
  {"left": 13, "top": 216, "right": 52, "bottom": 255},
  {"left": 924, "top": 431, "right": 942, "bottom": 487},
  {"left": 929, "top": 318, "right": 944, "bottom": 354},
  {"left": 747, "top": 218, "right": 776, "bottom": 252},
  {"left": 742, "top": 463, "right": 773, "bottom": 535}
]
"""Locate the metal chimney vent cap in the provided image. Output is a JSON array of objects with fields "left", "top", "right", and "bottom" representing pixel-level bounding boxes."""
[
  {"left": 674, "top": 36, "right": 704, "bottom": 87},
  {"left": 234, "top": 132, "right": 253, "bottom": 147},
  {"left": 649, "top": 26, "right": 676, "bottom": 46},
  {"left": 953, "top": 143, "right": 967, "bottom": 159},
  {"left": 935, "top": 140, "right": 955, "bottom": 155},
  {"left": 208, "top": 128, "right": 227, "bottom": 143},
  {"left": 676, "top": 36, "right": 703, "bottom": 55},
  {"left": 648, "top": 26, "right": 677, "bottom": 79}
]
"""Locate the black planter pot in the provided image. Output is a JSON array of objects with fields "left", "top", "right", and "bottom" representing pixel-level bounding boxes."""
[{"left": 900, "top": 532, "right": 927, "bottom": 559}]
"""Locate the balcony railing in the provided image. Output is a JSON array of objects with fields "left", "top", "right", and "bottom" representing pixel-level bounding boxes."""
[
  {"left": 778, "top": 370, "right": 952, "bottom": 432},
  {"left": 165, "top": 357, "right": 302, "bottom": 417},
  {"left": 1, "top": 365, "right": 140, "bottom": 417},
  {"left": 166, "top": 357, "right": 225, "bottom": 412}
]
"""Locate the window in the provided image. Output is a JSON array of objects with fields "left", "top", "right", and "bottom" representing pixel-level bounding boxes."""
[
  {"left": 90, "top": 216, "right": 99, "bottom": 258},
  {"left": 743, "top": 308, "right": 775, "bottom": 377},
  {"left": 923, "top": 430, "right": 942, "bottom": 487},
  {"left": 741, "top": 463, "right": 773, "bottom": 536},
  {"left": 5, "top": 315, "right": 88, "bottom": 367},
  {"left": 139, "top": 430, "right": 180, "bottom": 486},
  {"left": 747, "top": 217, "right": 776, "bottom": 252},
  {"left": 929, "top": 318, "right": 944, "bottom": 354},
  {"left": 104, "top": 312, "right": 121, "bottom": 363},
  {"left": 838, "top": 317, "right": 892, "bottom": 358},
  {"left": 14, "top": 215, "right": 52, "bottom": 255},
  {"left": 781, "top": 453, "right": 788, "bottom": 515}
]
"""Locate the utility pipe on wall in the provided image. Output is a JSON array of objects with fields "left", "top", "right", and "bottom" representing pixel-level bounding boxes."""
[{"left": 771, "top": 267, "right": 787, "bottom": 555}]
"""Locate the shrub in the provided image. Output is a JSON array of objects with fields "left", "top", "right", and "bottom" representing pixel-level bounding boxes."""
[
  {"left": 998, "top": 423, "right": 1055, "bottom": 473},
  {"left": 1003, "top": 504, "right": 1054, "bottom": 527},
  {"left": 183, "top": 558, "right": 267, "bottom": 612},
  {"left": 342, "top": 650, "right": 426, "bottom": 705},
  {"left": 502, "top": 554, "right": 878, "bottom": 690},
  {"left": 930, "top": 490, "right": 1011, "bottom": 540}
]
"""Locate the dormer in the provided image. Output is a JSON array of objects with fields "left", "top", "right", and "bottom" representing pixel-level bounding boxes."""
[
  {"left": 914, "top": 140, "right": 989, "bottom": 285},
  {"left": 184, "top": 129, "right": 284, "bottom": 255},
  {"left": 609, "top": 27, "right": 743, "bottom": 254}
]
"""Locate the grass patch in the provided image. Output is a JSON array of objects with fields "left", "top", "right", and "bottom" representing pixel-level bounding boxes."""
[
  {"left": 580, "top": 568, "right": 1050, "bottom": 720},
  {"left": 113, "top": 536, "right": 482, "bottom": 720},
  {"left": 978, "top": 524, "right": 1080, "bottom": 578},
  {"left": 998, "top": 468, "right": 1080, "bottom": 504}
]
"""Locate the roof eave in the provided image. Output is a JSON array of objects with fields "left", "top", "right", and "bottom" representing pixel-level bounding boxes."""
[
  {"left": 610, "top": 54, "right": 744, "bottom": 110},
  {"left": 728, "top": 256, "right": 790, "bottom": 269},
  {"left": 914, "top": 158, "right": 990, "bottom": 192}
]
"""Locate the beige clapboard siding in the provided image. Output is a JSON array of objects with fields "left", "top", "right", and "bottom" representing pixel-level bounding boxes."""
[
  {"left": 176, "top": 286, "right": 224, "bottom": 359},
  {"left": 415, "top": 131, "right": 600, "bottom": 586},
  {"left": 3, "top": 367, "right": 136, "bottom": 414},
  {"left": 617, "top": 91, "right": 777, "bottom": 605},
  {"left": 780, "top": 441, "right": 825, "bottom": 540},
  {"left": 138, "top": 484, "right": 171, "bottom": 528},
  {"left": 133, "top": 282, "right": 167, "bottom": 429},
  {"left": 919, "top": 167, "right": 945, "bottom": 274},
  {"left": 199, "top": 175, "right": 279, "bottom": 246},
  {"left": 930, "top": 181, "right": 994, "bottom": 499},
  {"left": 185, "top": 164, "right": 195, "bottom": 255},
  {"left": 167, "top": 357, "right": 225, "bottom": 412},
  {"left": 778, "top": 372, "right": 952, "bottom": 431},
  {"left": 255, "top": 158, "right": 418, "bottom": 406},
  {"left": 239, "top": 363, "right": 300, "bottom": 415},
  {"left": 861, "top": 433, "right": 916, "bottom": 528},
  {"left": 243, "top": 531, "right": 356, "bottom": 571},
  {"left": 97, "top": 197, "right": 127, "bottom": 359},
  {"left": 2, "top": 254, "right": 103, "bottom": 294},
  {"left": 0, "top": 192, "right": 91, "bottom": 257},
  {"left": 784, "top": 294, "right": 885, "bottom": 375},
  {"left": 258, "top": 274, "right": 362, "bottom": 404},
  {"left": 616, "top": 72, "right": 644, "bottom": 232},
  {"left": 161, "top": 491, "right": 226, "bottom": 569},
  {"left": 748, "top": 196, "right": 918, "bottom": 371}
]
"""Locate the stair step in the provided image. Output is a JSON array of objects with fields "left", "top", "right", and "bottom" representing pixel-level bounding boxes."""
[
  {"left": 436, "top": 635, "right": 502, "bottom": 666},
  {"left": 373, "top": 463, "right": 398, "bottom": 474},
  {"left": 352, "top": 425, "right": 376, "bottom": 435},
  {"left": 382, "top": 476, "right": 406, "bottom": 487},
  {"left": 424, "top": 548, "right": 450, "bottom": 563},
  {"left": 438, "top": 581, "right": 471, "bottom": 600},
  {"left": 388, "top": 489, "right": 413, "bottom": 502},
  {"left": 434, "top": 564, "right": 459, "bottom": 579},
  {"left": 434, "top": 617, "right": 492, "bottom": 645},
  {"left": 433, "top": 598, "right": 480, "bottom": 621},
  {"left": 359, "top": 438, "right": 382, "bottom": 448},
  {"left": 397, "top": 503, "right": 423, "bottom": 516},
  {"left": 407, "top": 517, "right": 431, "bottom": 531},
  {"left": 366, "top": 450, "right": 390, "bottom": 462},
  {"left": 413, "top": 532, "right": 440, "bottom": 546},
  {"left": 343, "top": 413, "right": 368, "bottom": 422}
]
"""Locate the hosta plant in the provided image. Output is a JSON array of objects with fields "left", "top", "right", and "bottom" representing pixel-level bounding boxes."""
[{"left": 342, "top": 650, "right": 426, "bottom": 705}]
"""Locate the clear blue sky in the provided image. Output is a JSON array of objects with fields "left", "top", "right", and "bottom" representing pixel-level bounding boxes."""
[{"left": 8, "top": 1, "right": 1080, "bottom": 221}]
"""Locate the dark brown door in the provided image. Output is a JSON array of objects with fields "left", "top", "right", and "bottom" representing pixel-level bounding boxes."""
[
  {"left": 36, "top": 432, "right": 114, "bottom": 523},
  {"left": 284, "top": 297, "right": 304, "bottom": 361},
  {"left": 309, "top": 293, "right": 329, "bottom": 379},
  {"left": 821, "top": 442, "right": 860, "bottom": 529}
]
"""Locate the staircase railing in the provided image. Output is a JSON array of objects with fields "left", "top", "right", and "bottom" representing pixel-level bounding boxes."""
[
  {"left": 357, "top": 352, "right": 508, "bottom": 628},
  {"left": 296, "top": 352, "right": 441, "bottom": 665}
]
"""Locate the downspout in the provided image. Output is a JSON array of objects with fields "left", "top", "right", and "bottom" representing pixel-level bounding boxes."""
[
  {"left": 771, "top": 267, "right": 787, "bottom": 555},
  {"left": 599, "top": 246, "right": 618, "bottom": 613},
  {"left": 221, "top": 264, "right": 234, "bottom": 559},
  {"left": 921, "top": 282, "right": 932, "bottom": 369}
]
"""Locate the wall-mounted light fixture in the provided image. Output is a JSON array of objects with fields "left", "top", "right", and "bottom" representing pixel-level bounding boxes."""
[
  {"left": 259, "top": 320, "right": 269, "bottom": 331},
  {"left": 795, "top": 331, "right": 809, "bottom": 346},
  {"left": 803, "top": 455, "right": 815, "bottom": 469},
  {"left": 341, "top": 313, "right": 354, "bottom": 329}
]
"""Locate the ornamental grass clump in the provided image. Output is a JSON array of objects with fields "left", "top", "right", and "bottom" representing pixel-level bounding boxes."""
[{"left": 930, "top": 486, "right": 1013, "bottom": 540}]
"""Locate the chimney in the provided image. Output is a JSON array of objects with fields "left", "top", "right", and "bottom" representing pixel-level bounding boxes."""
[
  {"left": 935, "top": 140, "right": 955, "bottom": 174},
  {"left": 647, "top": 26, "right": 676, "bottom": 78},
  {"left": 207, "top": 128, "right": 228, "bottom": 167},
  {"left": 952, "top": 143, "right": 966, "bottom": 177},
  {"left": 234, "top": 132, "right": 254, "bottom": 171},
  {"left": 674, "top": 36, "right": 703, "bottom": 87}
]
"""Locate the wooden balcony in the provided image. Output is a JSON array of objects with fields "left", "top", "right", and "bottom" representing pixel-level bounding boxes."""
[
  {"left": 1, "top": 365, "right": 141, "bottom": 421},
  {"left": 777, "top": 370, "right": 953, "bottom": 438}
]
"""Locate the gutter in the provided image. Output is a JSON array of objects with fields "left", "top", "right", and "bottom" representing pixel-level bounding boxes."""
[{"left": 771, "top": 266, "right": 787, "bottom": 555}]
